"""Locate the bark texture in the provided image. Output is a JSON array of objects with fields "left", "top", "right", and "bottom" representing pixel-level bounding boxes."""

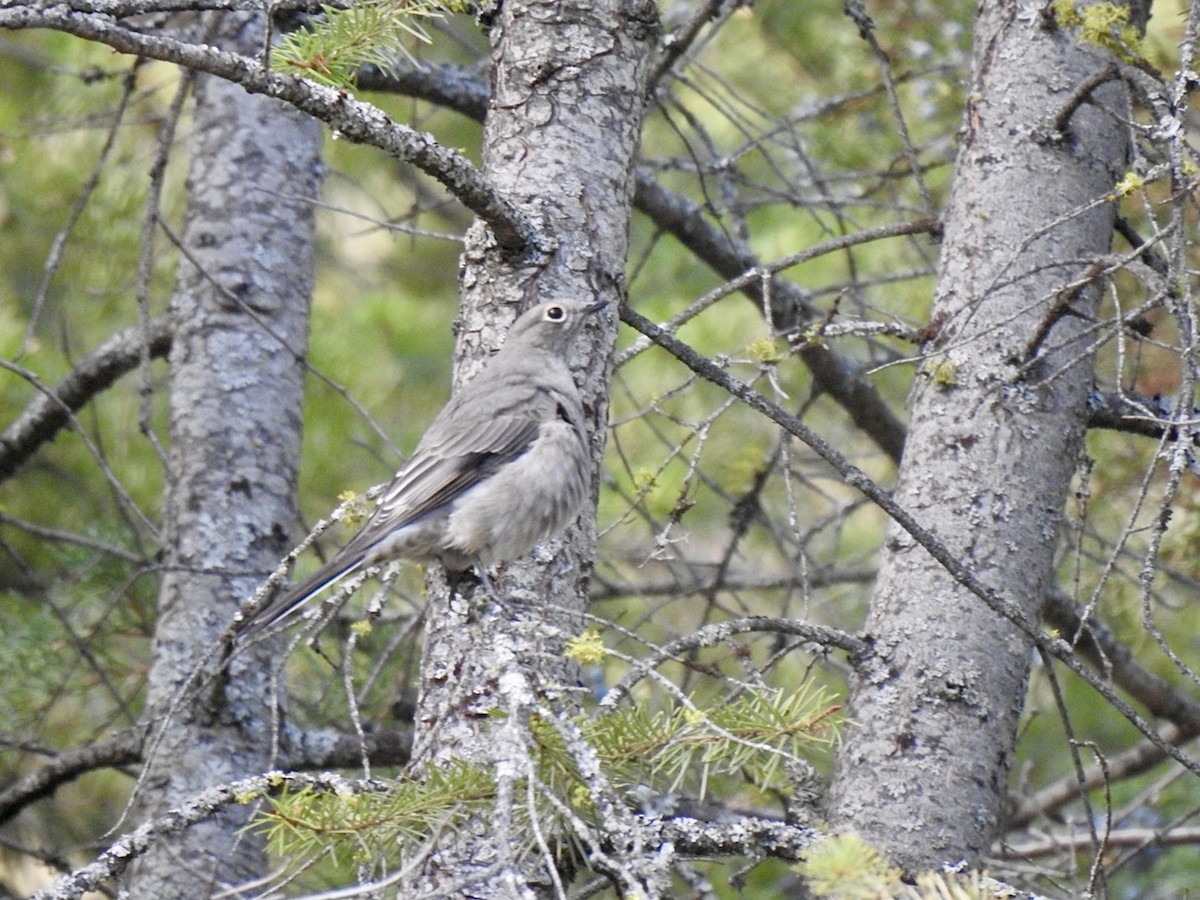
[
  {"left": 410, "top": 0, "right": 656, "bottom": 894},
  {"left": 826, "top": 1, "right": 1141, "bottom": 872},
  {"left": 124, "top": 14, "right": 322, "bottom": 896}
]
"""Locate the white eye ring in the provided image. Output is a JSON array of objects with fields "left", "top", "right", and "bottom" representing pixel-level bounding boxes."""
[{"left": 545, "top": 305, "right": 566, "bottom": 322}]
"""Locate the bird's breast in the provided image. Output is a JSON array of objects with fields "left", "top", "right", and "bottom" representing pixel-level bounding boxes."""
[{"left": 443, "top": 419, "right": 590, "bottom": 563}]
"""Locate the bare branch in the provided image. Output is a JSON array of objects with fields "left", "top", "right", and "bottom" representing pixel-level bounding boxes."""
[
  {"left": 650, "top": 0, "right": 727, "bottom": 86},
  {"left": 30, "top": 771, "right": 387, "bottom": 900},
  {"left": 0, "top": 512, "right": 144, "bottom": 562},
  {"left": 602, "top": 616, "right": 866, "bottom": 708},
  {"left": 0, "top": 2, "right": 541, "bottom": 257},
  {"left": 29, "top": 0, "right": 328, "bottom": 14},
  {"left": 644, "top": 813, "right": 816, "bottom": 861},
  {"left": 355, "top": 59, "right": 488, "bottom": 118},
  {"left": 278, "top": 725, "right": 413, "bottom": 771},
  {"left": 1014, "top": 593, "right": 1200, "bottom": 826},
  {"left": 1010, "top": 723, "right": 1192, "bottom": 828},
  {"left": 1001, "top": 824, "right": 1200, "bottom": 858},
  {"left": 20, "top": 60, "right": 141, "bottom": 357},
  {"left": 590, "top": 565, "right": 877, "bottom": 601},
  {"left": 1087, "top": 389, "right": 1200, "bottom": 443},
  {"left": 0, "top": 316, "right": 172, "bottom": 482},
  {"left": 1041, "top": 64, "right": 1122, "bottom": 144},
  {"left": 0, "top": 722, "right": 412, "bottom": 837},
  {"left": 0, "top": 732, "right": 143, "bottom": 826},
  {"left": 631, "top": 175, "right": 916, "bottom": 463},
  {"left": 619, "top": 305, "right": 1200, "bottom": 781},
  {"left": 357, "top": 58, "right": 916, "bottom": 462},
  {"left": 1043, "top": 589, "right": 1200, "bottom": 732},
  {"left": 844, "top": 0, "right": 933, "bottom": 214}
]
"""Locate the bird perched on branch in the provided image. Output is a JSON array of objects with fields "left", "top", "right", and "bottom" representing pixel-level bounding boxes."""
[{"left": 239, "top": 297, "right": 607, "bottom": 636}]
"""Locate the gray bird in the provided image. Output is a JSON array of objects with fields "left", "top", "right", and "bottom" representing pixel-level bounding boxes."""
[{"left": 240, "top": 298, "right": 606, "bottom": 635}]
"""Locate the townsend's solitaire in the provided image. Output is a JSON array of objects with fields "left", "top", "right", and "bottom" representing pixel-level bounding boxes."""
[{"left": 239, "top": 298, "right": 605, "bottom": 635}]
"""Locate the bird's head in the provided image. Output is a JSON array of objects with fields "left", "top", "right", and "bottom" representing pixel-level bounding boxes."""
[{"left": 501, "top": 298, "right": 608, "bottom": 353}]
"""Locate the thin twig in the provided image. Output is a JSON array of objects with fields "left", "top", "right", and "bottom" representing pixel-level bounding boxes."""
[
  {"left": 0, "top": 3, "right": 541, "bottom": 258},
  {"left": 619, "top": 306, "right": 1200, "bottom": 781}
]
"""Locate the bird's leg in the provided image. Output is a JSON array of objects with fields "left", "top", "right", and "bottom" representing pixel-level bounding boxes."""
[
  {"left": 473, "top": 558, "right": 502, "bottom": 601},
  {"left": 444, "top": 566, "right": 470, "bottom": 600},
  {"left": 444, "top": 562, "right": 499, "bottom": 602}
]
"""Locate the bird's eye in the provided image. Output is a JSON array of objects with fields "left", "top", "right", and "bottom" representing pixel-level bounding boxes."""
[{"left": 545, "top": 305, "right": 566, "bottom": 322}]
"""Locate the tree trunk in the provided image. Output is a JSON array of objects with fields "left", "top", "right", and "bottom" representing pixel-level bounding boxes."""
[
  {"left": 826, "top": 0, "right": 1143, "bottom": 873},
  {"left": 125, "top": 15, "right": 322, "bottom": 896},
  {"left": 410, "top": 0, "right": 656, "bottom": 894}
]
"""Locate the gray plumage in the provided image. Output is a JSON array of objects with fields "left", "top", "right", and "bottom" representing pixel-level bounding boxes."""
[{"left": 240, "top": 298, "right": 605, "bottom": 635}]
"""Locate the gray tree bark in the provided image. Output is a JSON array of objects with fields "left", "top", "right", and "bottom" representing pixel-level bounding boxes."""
[
  {"left": 124, "top": 14, "right": 322, "bottom": 896},
  {"left": 409, "top": 0, "right": 656, "bottom": 895},
  {"left": 826, "top": 0, "right": 1146, "bottom": 873}
]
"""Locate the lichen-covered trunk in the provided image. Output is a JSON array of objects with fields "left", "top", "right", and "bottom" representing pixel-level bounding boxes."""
[
  {"left": 827, "top": 0, "right": 1143, "bottom": 872},
  {"left": 124, "top": 16, "right": 322, "bottom": 896},
  {"left": 410, "top": 0, "right": 656, "bottom": 894}
]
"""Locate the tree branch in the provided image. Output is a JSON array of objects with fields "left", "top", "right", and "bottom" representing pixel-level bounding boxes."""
[
  {"left": 0, "top": 2, "right": 541, "bottom": 258},
  {"left": 640, "top": 814, "right": 1050, "bottom": 900},
  {"left": 1043, "top": 64, "right": 1122, "bottom": 143},
  {"left": 23, "top": 0, "right": 330, "bottom": 13},
  {"left": 1043, "top": 589, "right": 1200, "bottom": 732},
  {"left": 1009, "top": 590, "right": 1200, "bottom": 826},
  {"left": 629, "top": 175, "right": 915, "bottom": 464},
  {"left": 0, "top": 724, "right": 410, "bottom": 830},
  {"left": 279, "top": 725, "right": 412, "bottom": 771},
  {"left": 649, "top": 0, "right": 727, "bottom": 86},
  {"left": 30, "top": 771, "right": 387, "bottom": 900},
  {"left": 602, "top": 616, "right": 867, "bottom": 709},
  {"left": 1009, "top": 722, "right": 1192, "bottom": 827},
  {"left": 1002, "top": 823, "right": 1200, "bottom": 858},
  {"left": 0, "top": 316, "right": 172, "bottom": 482},
  {"left": 1087, "top": 389, "right": 1200, "bottom": 443},
  {"left": 356, "top": 59, "right": 489, "bottom": 118},
  {"left": 644, "top": 813, "right": 816, "bottom": 861},
  {"left": 590, "top": 565, "right": 877, "bottom": 601},
  {"left": 618, "top": 306, "right": 1200, "bottom": 781},
  {"left": 0, "top": 732, "right": 144, "bottom": 826},
  {"left": 355, "top": 58, "right": 914, "bottom": 462}
]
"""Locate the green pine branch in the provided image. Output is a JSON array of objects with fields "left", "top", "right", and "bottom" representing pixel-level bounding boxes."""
[
  {"left": 256, "top": 685, "right": 843, "bottom": 867},
  {"left": 257, "top": 761, "right": 495, "bottom": 865},
  {"left": 273, "top": 0, "right": 470, "bottom": 89},
  {"left": 550, "top": 683, "right": 843, "bottom": 797},
  {"left": 798, "top": 834, "right": 1017, "bottom": 900}
]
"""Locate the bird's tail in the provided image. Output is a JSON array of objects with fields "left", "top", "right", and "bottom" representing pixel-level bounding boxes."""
[{"left": 238, "top": 553, "right": 366, "bottom": 639}]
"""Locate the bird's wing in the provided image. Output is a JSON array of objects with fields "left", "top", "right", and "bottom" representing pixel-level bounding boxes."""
[
  {"left": 339, "top": 410, "right": 543, "bottom": 558},
  {"left": 241, "top": 411, "right": 543, "bottom": 637}
]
